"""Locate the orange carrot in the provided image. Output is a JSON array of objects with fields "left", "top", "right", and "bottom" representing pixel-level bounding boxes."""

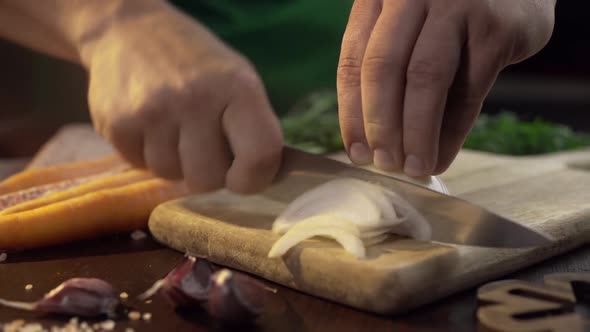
[
  {"left": 0, "top": 169, "right": 154, "bottom": 215},
  {"left": 0, "top": 155, "right": 127, "bottom": 195},
  {"left": 0, "top": 178, "right": 189, "bottom": 250}
]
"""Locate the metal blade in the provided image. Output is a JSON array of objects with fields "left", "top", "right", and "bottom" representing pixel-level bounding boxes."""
[{"left": 264, "top": 147, "right": 552, "bottom": 248}]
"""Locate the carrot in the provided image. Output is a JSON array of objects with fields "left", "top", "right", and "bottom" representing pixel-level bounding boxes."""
[
  {"left": 0, "top": 172, "right": 106, "bottom": 211},
  {"left": 0, "top": 169, "right": 154, "bottom": 215},
  {"left": 0, "top": 155, "right": 127, "bottom": 195},
  {"left": 0, "top": 178, "right": 189, "bottom": 250}
]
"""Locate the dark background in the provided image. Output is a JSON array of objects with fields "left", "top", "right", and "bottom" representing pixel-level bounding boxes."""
[{"left": 0, "top": 1, "right": 588, "bottom": 157}]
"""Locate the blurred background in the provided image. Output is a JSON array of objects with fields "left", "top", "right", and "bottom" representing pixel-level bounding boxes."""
[{"left": 0, "top": 1, "right": 588, "bottom": 157}]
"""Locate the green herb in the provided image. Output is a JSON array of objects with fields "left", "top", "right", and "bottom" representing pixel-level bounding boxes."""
[
  {"left": 463, "top": 112, "right": 590, "bottom": 155},
  {"left": 280, "top": 90, "right": 344, "bottom": 154},
  {"left": 280, "top": 91, "right": 590, "bottom": 155}
]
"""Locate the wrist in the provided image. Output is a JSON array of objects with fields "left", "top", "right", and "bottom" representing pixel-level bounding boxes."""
[{"left": 68, "top": 0, "right": 172, "bottom": 68}]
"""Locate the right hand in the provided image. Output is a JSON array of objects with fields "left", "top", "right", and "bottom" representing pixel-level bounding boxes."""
[{"left": 79, "top": 1, "right": 283, "bottom": 194}]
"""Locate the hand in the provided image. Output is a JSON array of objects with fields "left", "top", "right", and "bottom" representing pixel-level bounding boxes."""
[
  {"left": 80, "top": 2, "right": 283, "bottom": 193},
  {"left": 337, "top": 0, "right": 556, "bottom": 176}
]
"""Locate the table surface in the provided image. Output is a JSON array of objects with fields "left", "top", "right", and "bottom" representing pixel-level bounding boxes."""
[{"left": 0, "top": 159, "right": 588, "bottom": 332}]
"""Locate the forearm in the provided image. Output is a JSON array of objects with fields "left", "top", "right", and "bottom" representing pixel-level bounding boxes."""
[
  {"left": 0, "top": 0, "right": 169, "bottom": 65},
  {"left": 0, "top": 5, "right": 79, "bottom": 62}
]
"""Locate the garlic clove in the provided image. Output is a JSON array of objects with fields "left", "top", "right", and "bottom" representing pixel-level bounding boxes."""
[
  {"left": 207, "top": 269, "right": 267, "bottom": 325},
  {"left": 268, "top": 225, "right": 366, "bottom": 259},
  {"left": 138, "top": 256, "right": 213, "bottom": 308},
  {"left": 0, "top": 278, "right": 123, "bottom": 318}
]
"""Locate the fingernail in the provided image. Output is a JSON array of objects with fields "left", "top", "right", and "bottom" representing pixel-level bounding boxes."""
[
  {"left": 349, "top": 142, "right": 370, "bottom": 165},
  {"left": 404, "top": 155, "right": 425, "bottom": 177},
  {"left": 373, "top": 149, "right": 396, "bottom": 171}
]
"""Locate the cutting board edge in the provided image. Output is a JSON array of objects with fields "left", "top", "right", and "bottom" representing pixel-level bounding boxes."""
[{"left": 149, "top": 200, "right": 470, "bottom": 315}]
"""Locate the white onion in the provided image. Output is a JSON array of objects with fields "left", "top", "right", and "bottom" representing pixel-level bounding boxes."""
[
  {"left": 268, "top": 178, "right": 432, "bottom": 259},
  {"left": 362, "top": 233, "right": 391, "bottom": 246},
  {"left": 268, "top": 216, "right": 365, "bottom": 258},
  {"left": 272, "top": 178, "right": 402, "bottom": 234}
]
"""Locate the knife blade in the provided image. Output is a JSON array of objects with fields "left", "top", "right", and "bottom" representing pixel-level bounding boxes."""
[{"left": 264, "top": 147, "right": 552, "bottom": 248}]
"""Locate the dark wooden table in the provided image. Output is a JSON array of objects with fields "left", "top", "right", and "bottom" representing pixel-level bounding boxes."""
[{"left": 0, "top": 161, "right": 588, "bottom": 332}]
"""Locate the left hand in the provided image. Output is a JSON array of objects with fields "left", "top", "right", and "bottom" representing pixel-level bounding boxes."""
[{"left": 337, "top": 0, "right": 556, "bottom": 176}]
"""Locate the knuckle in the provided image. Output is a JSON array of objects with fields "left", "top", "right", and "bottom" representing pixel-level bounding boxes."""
[
  {"left": 364, "top": 121, "right": 396, "bottom": 146},
  {"left": 361, "top": 55, "right": 399, "bottom": 85},
  {"left": 337, "top": 57, "right": 362, "bottom": 88},
  {"left": 403, "top": 122, "right": 433, "bottom": 141},
  {"left": 232, "top": 67, "right": 264, "bottom": 91},
  {"left": 406, "top": 59, "right": 450, "bottom": 89},
  {"left": 243, "top": 144, "right": 282, "bottom": 174}
]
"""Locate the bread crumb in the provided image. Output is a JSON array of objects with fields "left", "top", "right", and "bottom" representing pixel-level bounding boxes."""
[
  {"left": 100, "top": 319, "right": 116, "bottom": 330},
  {"left": 25, "top": 284, "right": 33, "bottom": 290},
  {"left": 119, "top": 292, "right": 129, "bottom": 299},
  {"left": 144, "top": 299, "right": 152, "bottom": 304},
  {"left": 130, "top": 230, "right": 147, "bottom": 240},
  {"left": 4, "top": 319, "right": 26, "bottom": 332},
  {"left": 0, "top": 252, "right": 7, "bottom": 263},
  {"left": 128, "top": 311, "right": 141, "bottom": 320},
  {"left": 142, "top": 312, "right": 152, "bottom": 321},
  {"left": 17, "top": 322, "right": 43, "bottom": 332}
]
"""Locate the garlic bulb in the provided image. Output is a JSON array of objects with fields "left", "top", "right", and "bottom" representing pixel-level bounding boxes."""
[{"left": 269, "top": 178, "right": 431, "bottom": 259}]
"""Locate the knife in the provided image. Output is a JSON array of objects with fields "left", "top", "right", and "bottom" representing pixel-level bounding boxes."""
[{"left": 264, "top": 147, "right": 552, "bottom": 248}]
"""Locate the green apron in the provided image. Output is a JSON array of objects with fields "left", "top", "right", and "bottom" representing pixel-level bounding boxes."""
[{"left": 170, "top": 0, "right": 353, "bottom": 114}]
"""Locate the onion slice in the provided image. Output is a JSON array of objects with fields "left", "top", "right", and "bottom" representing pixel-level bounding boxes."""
[
  {"left": 272, "top": 178, "right": 403, "bottom": 234},
  {"left": 268, "top": 216, "right": 365, "bottom": 259},
  {"left": 269, "top": 178, "right": 432, "bottom": 259},
  {"left": 362, "top": 233, "right": 390, "bottom": 246}
]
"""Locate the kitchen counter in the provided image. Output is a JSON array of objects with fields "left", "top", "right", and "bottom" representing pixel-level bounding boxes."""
[{"left": 0, "top": 126, "right": 588, "bottom": 331}]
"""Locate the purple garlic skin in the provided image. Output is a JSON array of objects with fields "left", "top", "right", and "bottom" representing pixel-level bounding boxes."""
[
  {"left": 207, "top": 269, "right": 267, "bottom": 324},
  {"left": 0, "top": 278, "right": 122, "bottom": 318},
  {"left": 139, "top": 256, "right": 213, "bottom": 308},
  {"left": 35, "top": 278, "right": 122, "bottom": 318}
]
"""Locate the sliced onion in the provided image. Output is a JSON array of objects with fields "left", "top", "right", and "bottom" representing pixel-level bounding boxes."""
[
  {"left": 382, "top": 189, "right": 431, "bottom": 240},
  {"left": 362, "top": 233, "right": 390, "bottom": 246},
  {"left": 280, "top": 214, "right": 360, "bottom": 236},
  {"left": 268, "top": 224, "right": 365, "bottom": 259},
  {"left": 269, "top": 178, "right": 432, "bottom": 259},
  {"left": 272, "top": 178, "right": 403, "bottom": 234}
]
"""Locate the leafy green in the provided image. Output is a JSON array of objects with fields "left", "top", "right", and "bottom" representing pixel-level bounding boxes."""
[
  {"left": 280, "top": 90, "right": 590, "bottom": 155},
  {"left": 463, "top": 112, "right": 590, "bottom": 155},
  {"left": 280, "top": 90, "right": 343, "bottom": 154}
]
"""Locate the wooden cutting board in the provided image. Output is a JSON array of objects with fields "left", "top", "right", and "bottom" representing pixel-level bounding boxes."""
[
  {"left": 27, "top": 124, "right": 590, "bottom": 315},
  {"left": 149, "top": 148, "right": 590, "bottom": 315}
]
